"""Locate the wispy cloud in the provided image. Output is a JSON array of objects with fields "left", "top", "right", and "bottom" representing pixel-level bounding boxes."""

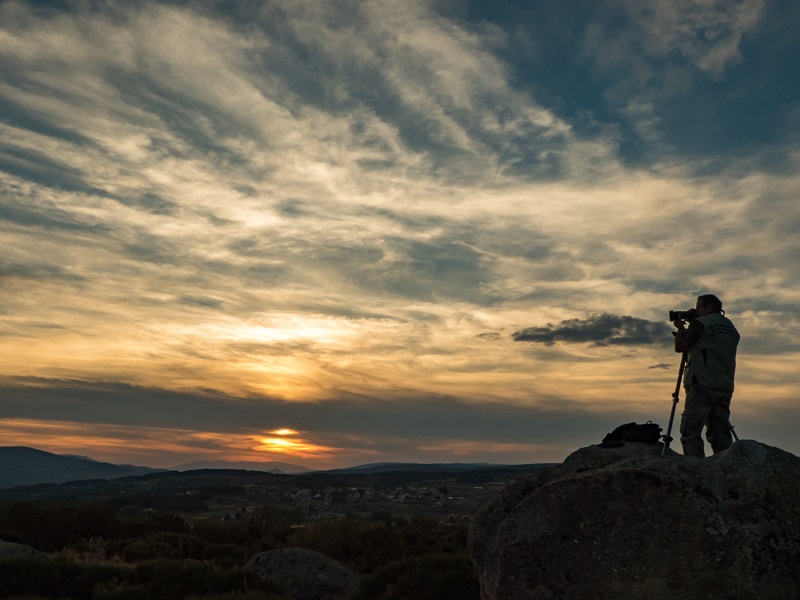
[{"left": 584, "top": 0, "right": 766, "bottom": 79}]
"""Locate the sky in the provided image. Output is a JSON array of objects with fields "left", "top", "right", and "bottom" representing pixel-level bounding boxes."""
[{"left": 1, "top": 0, "right": 799, "bottom": 469}]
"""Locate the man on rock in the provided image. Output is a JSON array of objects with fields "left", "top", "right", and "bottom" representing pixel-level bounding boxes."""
[{"left": 673, "top": 293, "right": 740, "bottom": 457}]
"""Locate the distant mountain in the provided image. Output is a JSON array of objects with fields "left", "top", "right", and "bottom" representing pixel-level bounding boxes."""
[
  {"left": 0, "top": 447, "right": 164, "bottom": 490},
  {"left": 322, "top": 462, "right": 552, "bottom": 474},
  {"left": 60, "top": 454, "right": 99, "bottom": 462},
  {"left": 173, "top": 459, "right": 312, "bottom": 474}
]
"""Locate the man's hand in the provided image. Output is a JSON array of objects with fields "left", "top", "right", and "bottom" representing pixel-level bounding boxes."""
[{"left": 673, "top": 312, "right": 704, "bottom": 353}]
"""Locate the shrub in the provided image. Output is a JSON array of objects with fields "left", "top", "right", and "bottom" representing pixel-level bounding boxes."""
[
  {"left": 0, "top": 529, "right": 24, "bottom": 543},
  {"left": 287, "top": 518, "right": 395, "bottom": 570},
  {"left": 54, "top": 536, "right": 109, "bottom": 563},
  {"left": 201, "top": 542, "right": 249, "bottom": 568},
  {"left": 246, "top": 504, "right": 305, "bottom": 548},
  {"left": 145, "top": 532, "right": 207, "bottom": 559},
  {"left": 288, "top": 515, "right": 469, "bottom": 572},
  {"left": 94, "top": 585, "right": 150, "bottom": 600},
  {"left": 134, "top": 559, "right": 281, "bottom": 600},
  {"left": 122, "top": 540, "right": 181, "bottom": 562},
  {"left": 369, "top": 511, "right": 393, "bottom": 525},
  {"left": 190, "top": 519, "right": 251, "bottom": 546},
  {"left": 350, "top": 552, "right": 480, "bottom": 600},
  {"left": 186, "top": 593, "right": 283, "bottom": 600},
  {"left": 0, "top": 557, "right": 135, "bottom": 600},
  {"left": 0, "top": 502, "right": 120, "bottom": 551},
  {"left": 95, "top": 563, "right": 282, "bottom": 600}
]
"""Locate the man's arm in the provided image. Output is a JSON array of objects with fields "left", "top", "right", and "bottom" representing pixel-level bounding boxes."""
[{"left": 674, "top": 320, "right": 703, "bottom": 353}]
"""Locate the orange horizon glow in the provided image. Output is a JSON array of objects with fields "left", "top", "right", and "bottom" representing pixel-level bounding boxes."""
[
  {"left": 0, "top": 417, "right": 345, "bottom": 468},
  {"left": 255, "top": 428, "right": 334, "bottom": 457},
  {"left": 271, "top": 428, "right": 298, "bottom": 436},
  {"left": 0, "top": 416, "right": 576, "bottom": 469}
]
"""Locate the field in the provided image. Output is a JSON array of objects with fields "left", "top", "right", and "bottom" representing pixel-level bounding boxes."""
[{"left": 0, "top": 464, "right": 550, "bottom": 599}]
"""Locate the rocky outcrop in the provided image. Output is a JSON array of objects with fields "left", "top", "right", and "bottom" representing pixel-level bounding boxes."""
[
  {"left": 0, "top": 540, "right": 46, "bottom": 560},
  {"left": 469, "top": 440, "right": 800, "bottom": 600},
  {"left": 246, "top": 547, "right": 362, "bottom": 600}
]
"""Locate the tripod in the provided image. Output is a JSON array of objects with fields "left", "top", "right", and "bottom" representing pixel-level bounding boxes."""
[
  {"left": 661, "top": 352, "right": 686, "bottom": 456},
  {"left": 661, "top": 352, "right": 740, "bottom": 457}
]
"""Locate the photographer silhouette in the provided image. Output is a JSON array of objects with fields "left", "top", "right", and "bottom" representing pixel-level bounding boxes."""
[{"left": 673, "top": 294, "right": 740, "bottom": 457}]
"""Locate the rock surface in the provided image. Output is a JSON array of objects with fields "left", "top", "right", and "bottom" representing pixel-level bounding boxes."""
[
  {"left": 0, "top": 540, "right": 46, "bottom": 560},
  {"left": 246, "top": 547, "right": 362, "bottom": 600},
  {"left": 469, "top": 440, "right": 800, "bottom": 600}
]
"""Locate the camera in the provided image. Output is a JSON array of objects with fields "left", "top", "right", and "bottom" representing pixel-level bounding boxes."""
[{"left": 669, "top": 308, "right": 698, "bottom": 322}]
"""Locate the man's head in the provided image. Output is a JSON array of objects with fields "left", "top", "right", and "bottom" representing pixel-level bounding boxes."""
[{"left": 696, "top": 294, "right": 723, "bottom": 316}]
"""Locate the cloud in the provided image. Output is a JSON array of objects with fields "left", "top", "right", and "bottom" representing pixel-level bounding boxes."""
[
  {"left": 512, "top": 314, "right": 671, "bottom": 347},
  {"left": 562, "top": 0, "right": 800, "bottom": 172},
  {"left": 591, "top": 0, "right": 766, "bottom": 79},
  {"left": 0, "top": 1, "right": 799, "bottom": 467}
]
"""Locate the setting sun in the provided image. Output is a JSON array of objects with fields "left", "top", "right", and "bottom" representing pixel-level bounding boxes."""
[
  {"left": 271, "top": 428, "right": 298, "bottom": 436},
  {"left": 254, "top": 429, "right": 333, "bottom": 458}
]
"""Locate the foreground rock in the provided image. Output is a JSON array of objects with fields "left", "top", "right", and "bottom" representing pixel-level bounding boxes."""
[
  {"left": 246, "top": 547, "right": 362, "bottom": 600},
  {"left": 0, "top": 541, "right": 46, "bottom": 560},
  {"left": 469, "top": 440, "right": 800, "bottom": 600}
]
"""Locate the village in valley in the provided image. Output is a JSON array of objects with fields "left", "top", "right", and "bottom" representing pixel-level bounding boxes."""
[
  {"left": 250, "top": 479, "right": 507, "bottom": 521},
  {"left": 0, "top": 463, "right": 548, "bottom": 524}
]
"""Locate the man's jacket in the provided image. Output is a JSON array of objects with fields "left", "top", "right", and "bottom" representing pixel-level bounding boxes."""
[{"left": 685, "top": 312, "right": 740, "bottom": 392}]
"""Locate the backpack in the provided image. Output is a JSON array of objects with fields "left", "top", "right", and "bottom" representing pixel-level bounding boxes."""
[{"left": 599, "top": 421, "right": 662, "bottom": 448}]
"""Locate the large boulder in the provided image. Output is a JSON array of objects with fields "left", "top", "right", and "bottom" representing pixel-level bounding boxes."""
[
  {"left": 0, "top": 540, "right": 46, "bottom": 560},
  {"left": 469, "top": 440, "right": 800, "bottom": 600},
  {"left": 246, "top": 547, "right": 362, "bottom": 600}
]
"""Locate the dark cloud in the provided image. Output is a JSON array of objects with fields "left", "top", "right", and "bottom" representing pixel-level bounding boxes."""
[
  {"left": 275, "top": 199, "right": 313, "bottom": 217},
  {"left": 457, "top": 0, "right": 800, "bottom": 172},
  {"left": 0, "top": 376, "right": 650, "bottom": 449},
  {"left": 121, "top": 236, "right": 181, "bottom": 265},
  {"left": 359, "top": 207, "right": 448, "bottom": 231},
  {"left": 105, "top": 72, "right": 261, "bottom": 163},
  {"left": 229, "top": 228, "right": 500, "bottom": 306},
  {"left": 379, "top": 237, "right": 498, "bottom": 304},
  {"left": 0, "top": 94, "right": 91, "bottom": 147},
  {"left": 648, "top": 363, "right": 672, "bottom": 370},
  {"left": 176, "top": 295, "right": 224, "bottom": 309},
  {"left": 477, "top": 332, "right": 501, "bottom": 340},
  {"left": 512, "top": 314, "right": 671, "bottom": 346},
  {"left": 0, "top": 260, "right": 84, "bottom": 282},
  {"left": 0, "top": 200, "right": 109, "bottom": 235},
  {"left": 0, "top": 147, "right": 109, "bottom": 196},
  {"left": 117, "top": 192, "right": 178, "bottom": 216},
  {"left": 4, "top": 375, "right": 798, "bottom": 465}
]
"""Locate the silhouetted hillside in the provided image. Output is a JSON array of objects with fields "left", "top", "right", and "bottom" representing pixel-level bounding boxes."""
[
  {"left": 324, "top": 462, "right": 554, "bottom": 474},
  {"left": 0, "top": 447, "right": 163, "bottom": 489},
  {"left": 173, "top": 459, "right": 312, "bottom": 474}
]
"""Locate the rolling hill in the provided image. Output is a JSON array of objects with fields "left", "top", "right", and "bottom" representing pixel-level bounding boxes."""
[
  {"left": 172, "top": 459, "right": 312, "bottom": 474},
  {"left": 0, "top": 447, "right": 164, "bottom": 489}
]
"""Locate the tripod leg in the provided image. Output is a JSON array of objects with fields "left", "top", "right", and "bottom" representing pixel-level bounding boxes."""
[
  {"left": 661, "top": 395, "right": 679, "bottom": 457},
  {"left": 662, "top": 352, "right": 687, "bottom": 457}
]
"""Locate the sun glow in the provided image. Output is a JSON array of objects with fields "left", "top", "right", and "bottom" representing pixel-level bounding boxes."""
[
  {"left": 271, "top": 428, "right": 297, "bottom": 436},
  {"left": 254, "top": 428, "right": 332, "bottom": 457},
  {"left": 220, "top": 315, "right": 361, "bottom": 346}
]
